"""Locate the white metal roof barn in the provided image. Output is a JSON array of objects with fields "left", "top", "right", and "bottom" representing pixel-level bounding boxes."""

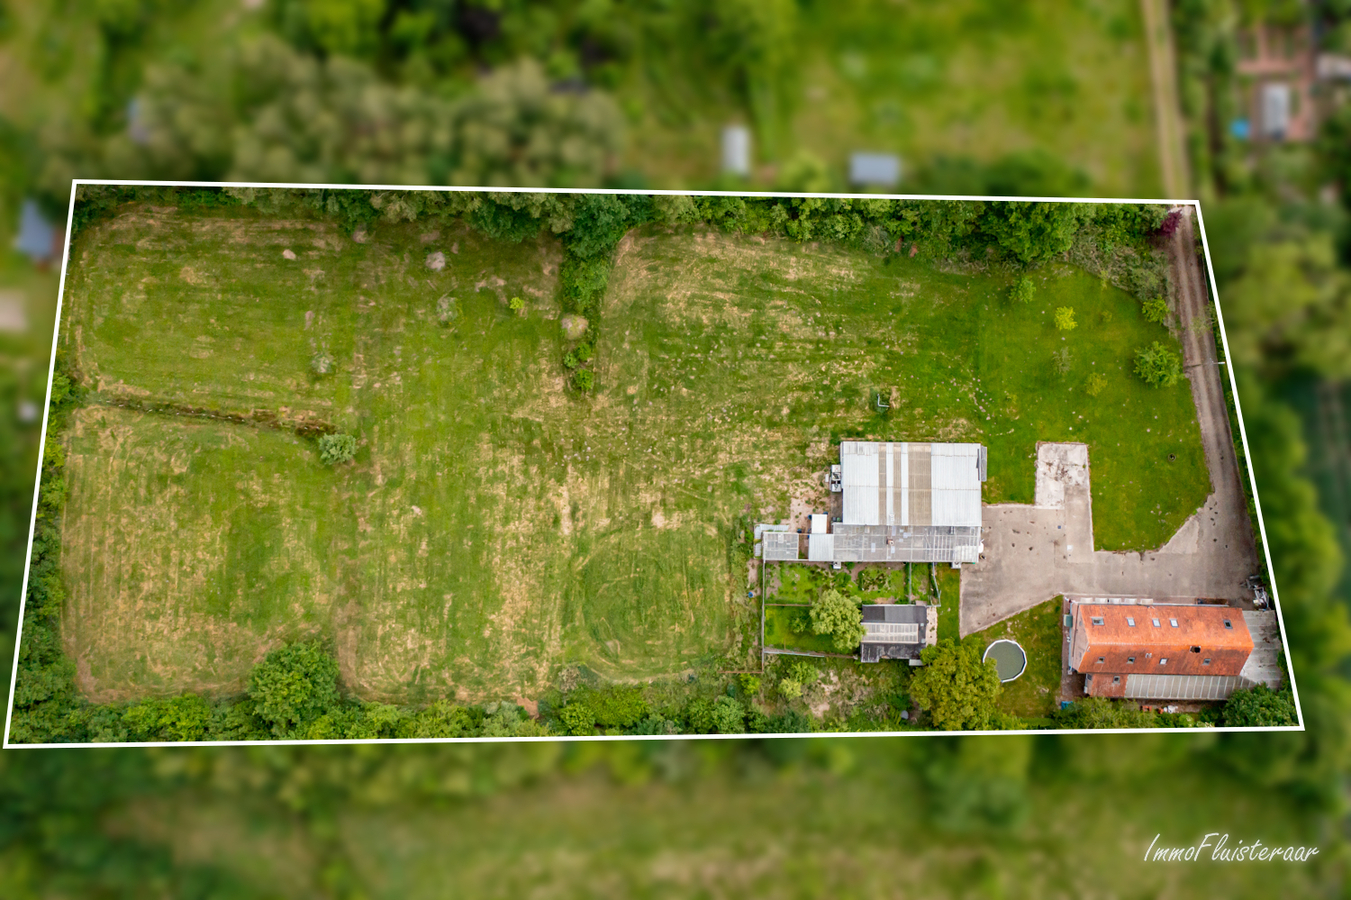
[
  {"left": 839, "top": 441, "right": 985, "bottom": 528},
  {"left": 762, "top": 441, "right": 987, "bottom": 567}
]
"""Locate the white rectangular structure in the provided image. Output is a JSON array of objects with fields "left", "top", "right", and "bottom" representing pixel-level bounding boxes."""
[
  {"left": 840, "top": 441, "right": 984, "bottom": 528},
  {"left": 810, "top": 514, "right": 828, "bottom": 534}
]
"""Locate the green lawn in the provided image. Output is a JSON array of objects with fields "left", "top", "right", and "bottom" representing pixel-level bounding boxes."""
[
  {"left": 966, "top": 597, "right": 1064, "bottom": 719},
  {"left": 54, "top": 203, "right": 1208, "bottom": 704},
  {"left": 936, "top": 566, "right": 961, "bottom": 645},
  {"left": 763, "top": 606, "right": 839, "bottom": 655},
  {"left": 626, "top": 1, "right": 1162, "bottom": 198}
]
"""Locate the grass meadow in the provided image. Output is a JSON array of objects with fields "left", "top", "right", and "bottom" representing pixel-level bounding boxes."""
[{"left": 54, "top": 204, "right": 1207, "bottom": 703}]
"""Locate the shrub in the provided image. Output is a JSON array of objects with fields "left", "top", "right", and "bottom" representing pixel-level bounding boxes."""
[
  {"left": 1012, "top": 276, "right": 1035, "bottom": 303},
  {"left": 1142, "top": 295, "right": 1169, "bottom": 324},
  {"left": 809, "top": 589, "right": 865, "bottom": 653},
  {"left": 563, "top": 350, "right": 579, "bottom": 370},
  {"left": 246, "top": 641, "right": 342, "bottom": 737},
  {"left": 1134, "top": 341, "right": 1183, "bottom": 387},
  {"left": 310, "top": 349, "right": 333, "bottom": 375},
  {"left": 318, "top": 433, "right": 357, "bottom": 464},
  {"left": 1085, "top": 372, "right": 1108, "bottom": 396},
  {"left": 787, "top": 660, "right": 819, "bottom": 686},
  {"left": 1053, "top": 347, "right": 1072, "bottom": 376},
  {"left": 1222, "top": 684, "right": 1298, "bottom": 727},
  {"left": 572, "top": 369, "right": 595, "bottom": 391},
  {"left": 509, "top": 296, "right": 525, "bottom": 312},
  {"left": 739, "top": 674, "right": 762, "bottom": 696},
  {"left": 436, "top": 295, "right": 458, "bottom": 325},
  {"left": 575, "top": 343, "right": 593, "bottom": 363},
  {"left": 779, "top": 677, "right": 803, "bottom": 700},
  {"left": 1054, "top": 306, "right": 1077, "bottom": 331}
]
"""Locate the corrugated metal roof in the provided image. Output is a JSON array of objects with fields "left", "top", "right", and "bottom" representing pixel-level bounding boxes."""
[
  {"left": 831, "top": 523, "right": 981, "bottom": 564},
  {"left": 839, "top": 441, "right": 983, "bottom": 530},
  {"left": 1121, "top": 673, "right": 1249, "bottom": 701},
  {"left": 807, "top": 532, "right": 834, "bottom": 561}
]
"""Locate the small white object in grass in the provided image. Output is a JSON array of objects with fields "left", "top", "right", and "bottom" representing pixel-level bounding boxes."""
[
  {"left": 19, "top": 401, "right": 38, "bottom": 423},
  {"left": 283, "top": 248, "right": 296, "bottom": 260}
]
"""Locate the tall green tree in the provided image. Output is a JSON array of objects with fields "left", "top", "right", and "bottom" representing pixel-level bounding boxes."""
[
  {"left": 909, "top": 640, "right": 1002, "bottom": 731},
  {"left": 809, "top": 589, "right": 865, "bottom": 653}
]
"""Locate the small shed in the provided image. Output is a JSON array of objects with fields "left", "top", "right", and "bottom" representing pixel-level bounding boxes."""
[{"left": 849, "top": 152, "right": 901, "bottom": 187}]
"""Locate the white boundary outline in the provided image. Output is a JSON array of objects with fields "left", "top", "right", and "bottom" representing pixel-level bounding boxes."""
[{"left": 2, "top": 179, "right": 1304, "bottom": 747}]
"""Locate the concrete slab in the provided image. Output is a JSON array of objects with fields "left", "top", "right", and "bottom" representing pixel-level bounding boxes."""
[
  {"left": 961, "top": 443, "right": 1261, "bottom": 636},
  {"left": 960, "top": 211, "right": 1263, "bottom": 637}
]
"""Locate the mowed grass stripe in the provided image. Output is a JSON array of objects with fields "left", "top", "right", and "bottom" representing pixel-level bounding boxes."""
[{"left": 60, "top": 407, "right": 347, "bottom": 700}]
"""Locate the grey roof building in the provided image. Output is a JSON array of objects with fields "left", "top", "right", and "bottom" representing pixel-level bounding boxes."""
[
  {"left": 849, "top": 152, "right": 901, "bottom": 188},
  {"left": 860, "top": 604, "right": 929, "bottom": 663}
]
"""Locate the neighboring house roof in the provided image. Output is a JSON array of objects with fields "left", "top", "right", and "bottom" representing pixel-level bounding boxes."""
[
  {"left": 849, "top": 152, "right": 901, "bottom": 187},
  {"left": 14, "top": 200, "right": 55, "bottom": 263},
  {"left": 1070, "top": 603, "right": 1254, "bottom": 678}
]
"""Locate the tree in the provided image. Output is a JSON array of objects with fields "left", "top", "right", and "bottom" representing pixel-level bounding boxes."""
[
  {"left": 978, "top": 201, "right": 1087, "bottom": 265},
  {"left": 1012, "top": 276, "right": 1035, "bottom": 304},
  {"left": 449, "top": 58, "right": 624, "bottom": 188},
  {"left": 1142, "top": 295, "right": 1169, "bottom": 324},
  {"left": 687, "top": 695, "right": 747, "bottom": 734},
  {"left": 1223, "top": 684, "right": 1298, "bottom": 727},
  {"left": 1134, "top": 341, "right": 1183, "bottom": 387},
  {"left": 908, "top": 640, "right": 1002, "bottom": 731},
  {"left": 397, "top": 699, "right": 476, "bottom": 738},
  {"left": 246, "top": 641, "right": 341, "bottom": 737},
  {"left": 1054, "top": 306, "right": 1077, "bottom": 331},
  {"left": 809, "top": 589, "right": 865, "bottom": 653},
  {"left": 319, "top": 432, "right": 357, "bottom": 464}
]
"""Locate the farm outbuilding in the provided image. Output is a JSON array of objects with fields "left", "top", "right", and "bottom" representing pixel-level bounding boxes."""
[
  {"left": 759, "top": 441, "right": 986, "bottom": 566},
  {"left": 860, "top": 603, "right": 930, "bottom": 663}
]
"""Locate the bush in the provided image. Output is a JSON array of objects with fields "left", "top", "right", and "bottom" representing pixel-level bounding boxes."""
[
  {"left": 572, "top": 369, "right": 595, "bottom": 391},
  {"left": 1053, "top": 347, "right": 1072, "bottom": 376},
  {"left": 1134, "top": 341, "right": 1183, "bottom": 387},
  {"left": 809, "top": 589, "right": 865, "bottom": 652},
  {"left": 318, "top": 433, "right": 357, "bottom": 464},
  {"left": 563, "top": 351, "right": 580, "bottom": 370},
  {"left": 508, "top": 296, "right": 525, "bottom": 312},
  {"left": 1012, "top": 276, "right": 1035, "bottom": 303},
  {"left": 1142, "top": 295, "right": 1169, "bottom": 324},
  {"left": 1054, "top": 307, "right": 1077, "bottom": 331},
  {"left": 310, "top": 349, "right": 333, "bottom": 375},
  {"left": 246, "top": 641, "right": 342, "bottom": 737},
  {"left": 778, "top": 677, "right": 802, "bottom": 700},
  {"left": 436, "top": 295, "right": 458, "bottom": 325},
  {"left": 1085, "top": 372, "right": 1108, "bottom": 396},
  {"left": 1222, "top": 684, "right": 1298, "bottom": 727}
]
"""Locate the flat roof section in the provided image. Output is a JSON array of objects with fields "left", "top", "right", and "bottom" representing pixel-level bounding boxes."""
[
  {"left": 763, "top": 531, "right": 800, "bottom": 561},
  {"left": 1120, "top": 673, "right": 1249, "bottom": 701}
]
